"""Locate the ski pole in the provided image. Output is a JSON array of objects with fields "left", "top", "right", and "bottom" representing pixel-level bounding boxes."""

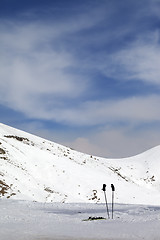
[
  {"left": 111, "top": 184, "right": 115, "bottom": 219},
  {"left": 102, "top": 184, "right": 110, "bottom": 219}
]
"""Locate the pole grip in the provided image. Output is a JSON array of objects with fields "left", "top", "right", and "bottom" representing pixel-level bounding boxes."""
[
  {"left": 102, "top": 184, "right": 106, "bottom": 191},
  {"left": 111, "top": 184, "right": 115, "bottom": 191}
]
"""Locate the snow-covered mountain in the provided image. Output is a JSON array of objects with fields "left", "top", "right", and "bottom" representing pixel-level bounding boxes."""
[{"left": 0, "top": 123, "right": 160, "bottom": 205}]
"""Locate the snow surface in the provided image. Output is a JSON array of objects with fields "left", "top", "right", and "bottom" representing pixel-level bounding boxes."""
[
  {"left": 0, "top": 199, "right": 160, "bottom": 240},
  {"left": 1, "top": 123, "right": 160, "bottom": 239}
]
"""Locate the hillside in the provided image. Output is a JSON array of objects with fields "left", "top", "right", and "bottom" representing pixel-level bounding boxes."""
[{"left": 0, "top": 123, "right": 160, "bottom": 205}]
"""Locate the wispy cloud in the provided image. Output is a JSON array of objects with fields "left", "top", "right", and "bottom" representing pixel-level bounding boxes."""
[
  {"left": 49, "top": 95, "right": 160, "bottom": 126},
  {"left": 0, "top": 3, "right": 110, "bottom": 120},
  {"left": 100, "top": 35, "right": 160, "bottom": 85},
  {"left": 1, "top": 17, "right": 160, "bottom": 123},
  {"left": 0, "top": 20, "right": 91, "bottom": 112},
  {"left": 1, "top": 0, "right": 160, "bottom": 157}
]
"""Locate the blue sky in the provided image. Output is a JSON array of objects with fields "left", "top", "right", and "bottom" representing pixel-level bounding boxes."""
[{"left": 1, "top": 0, "right": 160, "bottom": 157}]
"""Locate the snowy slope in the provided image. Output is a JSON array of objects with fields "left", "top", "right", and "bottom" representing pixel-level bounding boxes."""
[{"left": 0, "top": 123, "right": 160, "bottom": 205}]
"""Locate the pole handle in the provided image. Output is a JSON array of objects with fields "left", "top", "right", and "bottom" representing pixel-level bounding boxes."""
[
  {"left": 111, "top": 184, "right": 115, "bottom": 191},
  {"left": 102, "top": 184, "right": 106, "bottom": 191}
]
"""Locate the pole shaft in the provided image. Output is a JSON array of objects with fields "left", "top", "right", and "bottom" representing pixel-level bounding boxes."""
[
  {"left": 112, "top": 191, "right": 114, "bottom": 219},
  {"left": 104, "top": 191, "right": 110, "bottom": 219}
]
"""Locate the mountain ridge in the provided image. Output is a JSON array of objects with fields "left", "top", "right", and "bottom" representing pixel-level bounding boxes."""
[{"left": 0, "top": 123, "right": 160, "bottom": 205}]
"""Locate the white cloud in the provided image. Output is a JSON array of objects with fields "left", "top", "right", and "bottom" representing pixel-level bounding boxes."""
[
  {"left": 50, "top": 95, "right": 160, "bottom": 126},
  {"left": 0, "top": 4, "right": 110, "bottom": 123},
  {"left": 0, "top": 1, "right": 110, "bottom": 114},
  {"left": 1, "top": 3, "right": 160, "bottom": 130},
  {"left": 0, "top": 20, "right": 90, "bottom": 114},
  {"left": 100, "top": 33, "right": 160, "bottom": 85}
]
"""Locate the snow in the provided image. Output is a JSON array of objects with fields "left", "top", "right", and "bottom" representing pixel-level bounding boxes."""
[
  {"left": 0, "top": 123, "right": 160, "bottom": 239},
  {"left": 0, "top": 123, "right": 160, "bottom": 205},
  {"left": 0, "top": 199, "right": 160, "bottom": 240}
]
